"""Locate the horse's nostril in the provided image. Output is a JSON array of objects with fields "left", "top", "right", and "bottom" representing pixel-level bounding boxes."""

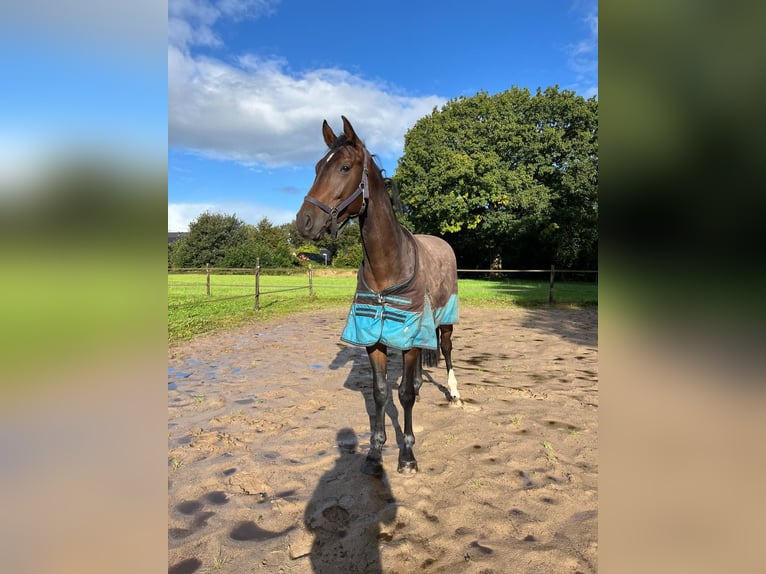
[{"left": 303, "top": 213, "right": 312, "bottom": 231}]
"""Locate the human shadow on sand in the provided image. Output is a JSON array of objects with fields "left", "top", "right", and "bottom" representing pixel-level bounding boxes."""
[{"left": 304, "top": 428, "right": 397, "bottom": 574}]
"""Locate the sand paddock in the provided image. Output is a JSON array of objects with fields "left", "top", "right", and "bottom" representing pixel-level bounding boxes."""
[{"left": 168, "top": 305, "right": 597, "bottom": 573}]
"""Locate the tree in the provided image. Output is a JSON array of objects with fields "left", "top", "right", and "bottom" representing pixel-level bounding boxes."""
[
  {"left": 331, "top": 238, "right": 363, "bottom": 268},
  {"left": 222, "top": 218, "right": 294, "bottom": 268},
  {"left": 169, "top": 212, "right": 247, "bottom": 268},
  {"left": 284, "top": 218, "right": 364, "bottom": 268},
  {"left": 320, "top": 220, "right": 363, "bottom": 267},
  {"left": 394, "top": 86, "right": 597, "bottom": 269}
]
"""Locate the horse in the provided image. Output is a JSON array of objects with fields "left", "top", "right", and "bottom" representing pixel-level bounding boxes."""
[{"left": 296, "top": 116, "right": 462, "bottom": 475}]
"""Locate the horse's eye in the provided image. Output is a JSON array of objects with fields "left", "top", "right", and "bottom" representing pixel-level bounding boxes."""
[{"left": 340, "top": 165, "right": 351, "bottom": 173}]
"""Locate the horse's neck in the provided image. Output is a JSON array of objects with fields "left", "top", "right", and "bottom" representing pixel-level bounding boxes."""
[{"left": 359, "top": 179, "right": 414, "bottom": 293}]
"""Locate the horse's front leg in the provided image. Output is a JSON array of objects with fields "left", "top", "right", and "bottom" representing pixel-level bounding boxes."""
[
  {"left": 362, "top": 343, "right": 388, "bottom": 476},
  {"left": 398, "top": 348, "right": 422, "bottom": 473}
]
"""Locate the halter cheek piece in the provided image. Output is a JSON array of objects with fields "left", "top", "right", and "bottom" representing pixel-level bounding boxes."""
[{"left": 303, "top": 150, "right": 369, "bottom": 240}]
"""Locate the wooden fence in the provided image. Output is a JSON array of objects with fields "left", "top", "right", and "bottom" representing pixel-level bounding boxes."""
[
  {"left": 169, "top": 264, "right": 596, "bottom": 309},
  {"left": 168, "top": 258, "right": 313, "bottom": 310},
  {"left": 457, "top": 266, "right": 597, "bottom": 304}
]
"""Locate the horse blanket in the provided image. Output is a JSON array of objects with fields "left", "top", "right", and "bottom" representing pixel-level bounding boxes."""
[{"left": 340, "top": 232, "right": 459, "bottom": 350}]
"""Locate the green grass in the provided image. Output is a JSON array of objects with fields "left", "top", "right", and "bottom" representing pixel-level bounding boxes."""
[
  {"left": 168, "top": 269, "right": 597, "bottom": 343},
  {"left": 457, "top": 277, "right": 597, "bottom": 306},
  {"left": 543, "top": 441, "right": 558, "bottom": 463},
  {"left": 168, "top": 269, "right": 355, "bottom": 342}
]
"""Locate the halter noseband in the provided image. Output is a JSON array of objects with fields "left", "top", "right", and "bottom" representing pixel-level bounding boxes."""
[{"left": 304, "top": 150, "right": 370, "bottom": 240}]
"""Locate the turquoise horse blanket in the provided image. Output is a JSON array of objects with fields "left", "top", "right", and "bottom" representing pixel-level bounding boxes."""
[{"left": 341, "top": 232, "right": 459, "bottom": 350}]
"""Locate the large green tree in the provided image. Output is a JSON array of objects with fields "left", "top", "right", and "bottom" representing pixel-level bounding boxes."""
[
  {"left": 284, "top": 218, "right": 364, "bottom": 268},
  {"left": 222, "top": 217, "right": 294, "bottom": 268},
  {"left": 169, "top": 212, "right": 247, "bottom": 268},
  {"left": 394, "top": 86, "right": 597, "bottom": 269}
]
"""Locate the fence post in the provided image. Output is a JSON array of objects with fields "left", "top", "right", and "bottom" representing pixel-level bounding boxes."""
[
  {"left": 254, "top": 258, "right": 260, "bottom": 310},
  {"left": 206, "top": 265, "right": 211, "bottom": 296},
  {"left": 548, "top": 264, "right": 555, "bottom": 304},
  {"left": 308, "top": 264, "right": 314, "bottom": 298}
]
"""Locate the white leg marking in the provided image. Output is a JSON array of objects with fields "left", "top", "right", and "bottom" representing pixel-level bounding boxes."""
[{"left": 447, "top": 369, "right": 460, "bottom": 399}]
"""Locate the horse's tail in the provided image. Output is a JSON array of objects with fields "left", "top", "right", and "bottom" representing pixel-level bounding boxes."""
[{"left": 421, "top": 329, "right": 441, "bottom": 368}]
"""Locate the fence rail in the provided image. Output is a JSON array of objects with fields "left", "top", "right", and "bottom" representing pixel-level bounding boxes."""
[
  {"left": 169, "top": 263, "right": 596, "bottom": 310},
  {"left": 168, "top": 259, "right": 314, "bottom": 310},
  {"left": 457, "top": 266, "right": 597, "bottom": 304}
]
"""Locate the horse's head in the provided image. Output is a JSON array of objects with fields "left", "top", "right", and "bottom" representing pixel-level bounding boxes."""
[{"left": 296, "top": 116, "right": 370, "bottom": 240}]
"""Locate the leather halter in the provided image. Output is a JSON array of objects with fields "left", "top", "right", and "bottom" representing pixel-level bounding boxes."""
[{"left": 303, "top": 150, "right": 369, "bottom": 240}]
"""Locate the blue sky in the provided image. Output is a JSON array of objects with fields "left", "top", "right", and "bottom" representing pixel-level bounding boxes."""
[
  {"left": 168, "top": 0, "right": 598, "bottom": 231},
  {"left": 0, "top": 2, "right": 166, "bottom": 194}
]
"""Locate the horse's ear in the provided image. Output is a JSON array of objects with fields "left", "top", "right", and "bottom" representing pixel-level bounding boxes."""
[
  {"left": 341, "top": 116, "right": 360, "bottom": 147},
  {"left": 322, "top": 120, "right": 336, "bottom": 148}
]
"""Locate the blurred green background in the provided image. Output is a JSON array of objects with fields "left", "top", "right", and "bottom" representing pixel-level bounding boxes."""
[{"left": 1, "top": 1, "right": 765, "bottom": 573}]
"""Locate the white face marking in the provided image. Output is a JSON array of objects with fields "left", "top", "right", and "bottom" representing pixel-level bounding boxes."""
[{"left": 325, "top": 151, "right": 336, "bottom": 163}]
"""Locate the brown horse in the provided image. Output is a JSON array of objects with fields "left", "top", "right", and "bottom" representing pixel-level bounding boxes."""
[{"left": 296, "top": 116, "right": 461, "bottom": 475}]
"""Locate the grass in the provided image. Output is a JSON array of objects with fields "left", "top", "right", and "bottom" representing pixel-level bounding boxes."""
[
  {"left": 459, "top": 277, "right": 597, "bottom": 306},
  {"left": 543, "top": 441, "right": 558, "bottom": 463},
  {"left": 212, "top": 548, "right": 227, "bottom": 570},
  {"left": 168, "top": 269, "right": 355, "bottom": 342},
  {"left": 168, "top": 268, "right": 597, "bottom": 343}
]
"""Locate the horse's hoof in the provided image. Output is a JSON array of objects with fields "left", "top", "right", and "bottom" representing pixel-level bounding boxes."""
[
  {"left": 397, "top": 460, "right": 419, "bottom": 474},
  {"left": 449, "top": 397, "right": 464, "bottom": 407},
  {"left": 361, "top": 458, "right": 384, "bottom": 477}
]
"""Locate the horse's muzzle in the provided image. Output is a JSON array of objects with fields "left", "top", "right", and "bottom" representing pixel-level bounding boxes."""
[{"left": 295, "top": 205, "right": 327, "bottom": 241}]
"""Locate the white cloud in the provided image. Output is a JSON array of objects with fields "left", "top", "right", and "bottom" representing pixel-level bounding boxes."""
[
  {"left": 168, "top": 203, "right": 214, "bottom": 232},
  {"left": 168, "top": 201, "right": 296, "bottom": 231},
  {"left": 567, "top": 1, "right": 598, "bottom": 98},
  {"left": 168, "top": 1, "right": 445, "bottom": 168},
  {"left": 168, "top": 0, "right": 278, "bottom": 50}
]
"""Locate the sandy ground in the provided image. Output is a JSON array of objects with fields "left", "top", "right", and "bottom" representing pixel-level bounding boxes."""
[{"left": 168, "top": 305, "right": 598, "bottom": 573}]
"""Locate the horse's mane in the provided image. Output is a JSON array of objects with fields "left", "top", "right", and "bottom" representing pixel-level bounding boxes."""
[{"left": 384, "top": 177, "right": 405, "bottom": 215}]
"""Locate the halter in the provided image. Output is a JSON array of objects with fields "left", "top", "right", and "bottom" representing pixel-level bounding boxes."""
[{"left": 303, "top": 150, "right": 369, "bottom": 240}]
